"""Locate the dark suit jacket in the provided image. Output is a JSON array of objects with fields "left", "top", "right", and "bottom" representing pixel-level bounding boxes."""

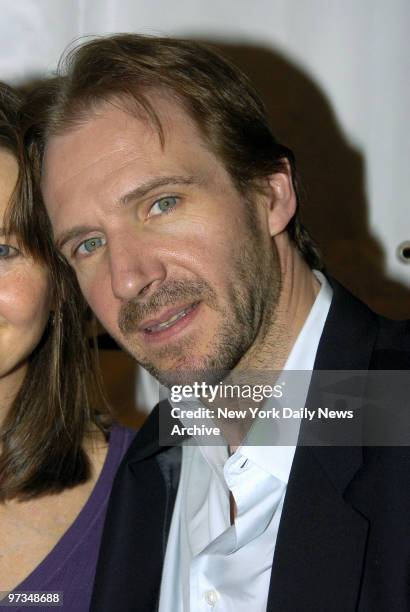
[{"left": 90, "top": 281, "right": 410, "bottom": 612}]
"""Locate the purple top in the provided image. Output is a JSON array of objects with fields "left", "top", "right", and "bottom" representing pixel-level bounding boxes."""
[{"left": 11, "top": 425, "right": 135, "bottom": 611}]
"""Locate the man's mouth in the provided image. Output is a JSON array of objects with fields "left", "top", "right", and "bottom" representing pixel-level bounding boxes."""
[{"left": 142, "top": 302, "right": 199, "bottom": 333}]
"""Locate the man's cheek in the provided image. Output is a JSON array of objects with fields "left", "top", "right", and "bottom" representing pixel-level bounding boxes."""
[{"left": 81, "top": 279, "right": 116, "bottom": 324}]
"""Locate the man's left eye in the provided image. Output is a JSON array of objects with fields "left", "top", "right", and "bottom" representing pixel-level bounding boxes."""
[{"left": 149, "top": 196, "right": 178, "bottom": 217}]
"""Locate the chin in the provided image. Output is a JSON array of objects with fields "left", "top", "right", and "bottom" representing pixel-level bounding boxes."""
[{"left": 144, "top": 350, "right": 242, "bottom": 389}]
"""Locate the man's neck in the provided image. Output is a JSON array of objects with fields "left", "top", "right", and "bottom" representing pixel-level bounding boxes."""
[
  {"left": 217, "top": 239, "right": 321, "bottom": 449},
  {"left": 237, "top": 237, "right": 320, "bottom": 374}
]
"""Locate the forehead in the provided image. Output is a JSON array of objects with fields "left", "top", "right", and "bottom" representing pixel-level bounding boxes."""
[
  {"left": 0, "top": 148, "right": 18, "bottom": 221},
  {"left": 42, "top": 94, "right": 216, "bottom": 204}
]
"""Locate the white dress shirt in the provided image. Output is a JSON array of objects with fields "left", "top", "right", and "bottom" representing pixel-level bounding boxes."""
[{"left": 159, "top": 272, "right": 332, "bottom": 612}]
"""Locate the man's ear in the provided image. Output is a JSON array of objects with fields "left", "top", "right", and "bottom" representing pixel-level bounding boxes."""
[{"left": 264, "top": 161, "right": 297, "bottom": 237}]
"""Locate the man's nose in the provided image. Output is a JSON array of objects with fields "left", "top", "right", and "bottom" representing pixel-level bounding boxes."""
[{"left": 108, "top": 234, "right": 166, "bottom": 301}]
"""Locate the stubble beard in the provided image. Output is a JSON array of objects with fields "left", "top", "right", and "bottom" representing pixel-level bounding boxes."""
[{"left": 117, "top": 203, "right": 281, "bottom": 388}]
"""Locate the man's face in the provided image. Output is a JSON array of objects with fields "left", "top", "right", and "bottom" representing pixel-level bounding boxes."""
[{"left": 42, "top": 95, "right": 282, "bottom": 386}]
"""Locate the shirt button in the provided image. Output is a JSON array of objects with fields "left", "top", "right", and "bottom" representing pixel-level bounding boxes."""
[{"left": 204, "top": 589, "right": 219, "bottom": 607}]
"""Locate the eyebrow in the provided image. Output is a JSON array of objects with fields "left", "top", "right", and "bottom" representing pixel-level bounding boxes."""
[
  {"left": 119, "top": 175, "right": 198, "bottom": 206},
  {"left": 55, "top": 175, "right": 200, "bottom": 251},
  {"left": 56, "top": 225, "right": 99, "bottom": 251}
]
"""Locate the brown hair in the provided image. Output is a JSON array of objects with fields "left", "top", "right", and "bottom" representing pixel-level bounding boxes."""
[
  {"left": 0, "top": 82, "right": 110, "bottom": 501},
  {"left": 34, "top": 33, "right": 322, "bottom": 268}
]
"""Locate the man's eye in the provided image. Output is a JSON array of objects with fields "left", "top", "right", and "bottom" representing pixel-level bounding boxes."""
[
  {"left": 0, "top": 244, "right": 19, "bottom": 259},
  {"left": 77, "top": 236, "right": 105, "bottom": 256},
  {"left": 149, "top": 196, "right": 178, "bottom": 217}
]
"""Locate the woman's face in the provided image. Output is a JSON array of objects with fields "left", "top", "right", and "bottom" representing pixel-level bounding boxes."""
[{"left": 0, "top": 149, "right": 52, "bottom": 399}]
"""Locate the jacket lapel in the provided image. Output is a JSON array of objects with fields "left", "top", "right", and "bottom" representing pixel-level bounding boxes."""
[
  {"left": 267, "top": 280, "right": 379, "bottom": 611},
  {"left": 267, "top": 446, "right": 368, "bottom": 611}
]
